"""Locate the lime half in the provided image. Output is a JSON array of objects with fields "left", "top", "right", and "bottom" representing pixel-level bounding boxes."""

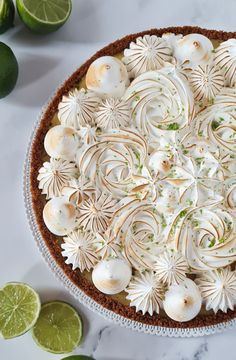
[
  {"left": 0, "top": 282, "right": 41, "bottom": 339},
  {"left": 62, "top": 357, "right": 95, "bottom": 360},
  {"left": 32, "top": 301, "right": 83, "bottom": 354},
  {"left": 16, "top": 0, "right": 72, "bottom": 34},
  {"left": 0, "top": 0, "right": 15, "bottom": 34}
]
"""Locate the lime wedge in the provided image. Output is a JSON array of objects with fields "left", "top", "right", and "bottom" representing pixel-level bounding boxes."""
[
  {"left": 0, "top": 282, "right": 41, "bottom": 339},
  {"left": 0, "top": 0, "right": 15, "bottom": 34},
  {"left": 16, "top": 0, "right": 72, "bottom": 34},
  {"left": 32, "top": 301, "right": 83, "bottom": 354},
  {"left": 62, "top": 357, "right": 95, "bottom": 360}
]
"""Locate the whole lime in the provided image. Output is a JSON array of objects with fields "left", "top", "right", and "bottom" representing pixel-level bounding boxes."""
[
  {"left": 16, "top": 0, "right": 72, "bottom": 34},
  {"left": 0, "top": 42, "right": 18, "bottom": 99},
  {"left": 0, "top": 0, "right": 15, "bottom": 34}
]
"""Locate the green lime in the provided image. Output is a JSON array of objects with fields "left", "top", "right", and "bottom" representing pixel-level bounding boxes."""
[
  {"left": 32, "top": 301, "right": 83, "bottom": 354},
  {"left": 0, "top": 42, "right": 18, "bottom": 99},
  {"left": 0, "top": 0, "right": 15, "bottom": 34},
  {"left": 16, "top": 0, "right": 72, "bottom": 34},
  {"left": 0, "top": 282, "right": 41, "bottom": 339},
  {"left": 62, "top": 357, "right": 95, "bottom": 360}
]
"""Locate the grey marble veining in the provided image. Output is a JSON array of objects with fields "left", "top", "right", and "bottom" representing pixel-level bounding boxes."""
[{"left": 0, "top": 0, "right": 236, "bottom": 359}]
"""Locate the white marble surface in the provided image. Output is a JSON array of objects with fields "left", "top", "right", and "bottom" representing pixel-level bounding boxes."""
[{"left": 1, "top": 0, "right": 236, "bottom": 359}]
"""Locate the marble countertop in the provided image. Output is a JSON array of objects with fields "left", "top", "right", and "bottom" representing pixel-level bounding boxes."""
[{"left": 1, "top": 0, "right": 236, "bottom": 359}]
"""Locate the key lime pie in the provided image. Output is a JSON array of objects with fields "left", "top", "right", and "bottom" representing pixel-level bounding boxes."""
[{"left": 29, "top": 27, "right": 236, "bottom": 330}]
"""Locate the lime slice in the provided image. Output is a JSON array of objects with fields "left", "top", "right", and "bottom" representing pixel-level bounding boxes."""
[
  {"left": 32, "top": 301, "right": 83, "bottom": 354},
  {"left": 0, "top": 282, "right": 41, "bottom": 339},
  {"left": 62, "top": 357, "right": 95, "bottom": 360},
  {"left": 0, "top": 0, "right": 15, "bottom": 34},
  {"left": 16, "top": 0, "right": 72, "bottom": 34},
  {"left": 0, "top": 42, "right": 18, "bottom": 99}
]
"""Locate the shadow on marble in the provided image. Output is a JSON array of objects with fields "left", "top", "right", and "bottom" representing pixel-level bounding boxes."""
[
  {"left": 22, "top": 261, "right": 90, "bottom": 343},
  {"left": 17, "top": 53, "right": 60, "bottom": 89},
  {"left": 8, "top": 54, "right": 60, "bottom": 107}
]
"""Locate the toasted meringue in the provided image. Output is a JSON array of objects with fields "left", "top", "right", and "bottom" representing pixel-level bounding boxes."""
[
  {"left": 167, "top": 207, "right": 236, "bottom": 271},
  {"left": 124, "top": 67, "right": 195, "bottom": 141},
  {"left": 148, "top": 151, "right": 171, "bottom": 176},
  {"left": 155, "top": 251, "right": 188, "bottom": 285},
  {"left": 77, "top": 128, "right": 148, "bottom": 198},
  {"left": 58, "top": 88, "right": 100, "bottom": 129},
  {"left": 95, "top": 97, "right": 131, "bottom": 129},
  {"left": 62, "top": 175, "right": 95, "bottom": 204},
  {"left": 174, "top": 34, "right": 213, "bottom": 68},
  {"left": 225, "top": 177, "right": 236, "bottom": 210},
  {"left": 77, "top": 192, "right": 117, "bottom": 233},
  {"left": 44, "top": 125, "right": 79, "bottom": 161},
  {"left": 164, "top": 153, "right": 223, "bottom": 207},
  {"left": 61, "top": 229, "right": 98, "bottom": 272},
  {"left": 126, "top": 271, "right": 163, "bottom": 315},
  {"left": 214, "top": 39, "right": 236, "bottom": 87},
  {"left": 43, "top": 197, "right": 77, "bottom": 236},
  {"left": 95, "top": 231, "right": 122, "bottom": 259},
  {"left": 194, "top": 89, "right": 236, "bottom": 154},
  {"left": 86, "top": 56, "right": 129, "bottom": 98},
  {"left": 189, "top": 63, "right": 224, "bottom": 102},
  {"left": 109, "top": 196, "right": 164, "bottom": 271},
  {"left": 92, "top": 258, "right": 132, "bottom": 295},
  {"left": 123, "top": 35, "right": 172, "bottom": 78},
  {"left": 38, "top": 158, "right": 77, "bottom": 199},
  {"left": 163, "top": 278, "right": 202, "bottom": 322},
  {"left": 78, "top": 125, "right": 97, "bottom": 146},
  {"left": 196, "top": 267, "right": 236, "bottom": 313}
]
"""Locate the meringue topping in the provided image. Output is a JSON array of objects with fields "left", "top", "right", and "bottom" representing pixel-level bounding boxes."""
[
  {"left": 77, "top": 191, "right": 117, "bottom": 233},
  {"left": 38, "top": 158, "right": 77, "bottom": 199},
  {"left": 126, "top": 271, "right": 163, "bottom": 315},
  {"left": 61, "top": 229, "right": 98, "bottom": 272},
  {"left": 58, "top": 88, "right": 100, "bottom": 129},
  {"left": 155, "top": 251, "right": 188, "bottom": 285},
  {"left": 95, "top": 97, "right": 131, "bottom": 130},
  {"left": 196, "top": 267, "right": 236, "bottom": 313},
  {"left": 124, "top": 66, "right": 195, "bottom": 143},
  {"left": 123, "top": 35, "right": 173, "bottom": 78},
  {"left": 214, "top": 39, "right": 236, "bottom": 87}
]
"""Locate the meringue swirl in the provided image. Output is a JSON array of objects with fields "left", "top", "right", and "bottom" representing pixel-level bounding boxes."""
[
  {"left": 110, "top": 196, "right": 164, "bottom": 271},
  {"left": 77, "top": 128, "right": 149, "bottom": 198},
  {"left": 194, "top": 89, "right": 236, "bottom": 154},
  {"left": 167, "top": 206, "right": 236, "bottom": 271},
  {"left": 124, "top": 66, "right": 195, "bottom": 141}
]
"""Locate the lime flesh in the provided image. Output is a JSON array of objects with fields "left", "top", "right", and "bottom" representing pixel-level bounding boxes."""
[
  {"left": 0, "top": 282, "right": 41, "bottom": 339},
  {"left": 0, "top": 0, "right": 15, "bottom": 34},
  {"left": 0, "top": 42, "right": 18, "bottom": 99},
  {"left": 32, "top": 301, "right": 83, "bottom": 354},
  {"left": 16, "top": 0, "right": 72, "bottom": 34}
]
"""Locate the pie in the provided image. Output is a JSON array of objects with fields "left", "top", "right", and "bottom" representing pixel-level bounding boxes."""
[{"left": 29, "top": 26, "right": 236, "bottom": 330}]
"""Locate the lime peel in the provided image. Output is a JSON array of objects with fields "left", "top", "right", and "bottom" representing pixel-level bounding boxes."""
[{"left": 0, "top": 0, "right": 15, "bottom": 34}]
